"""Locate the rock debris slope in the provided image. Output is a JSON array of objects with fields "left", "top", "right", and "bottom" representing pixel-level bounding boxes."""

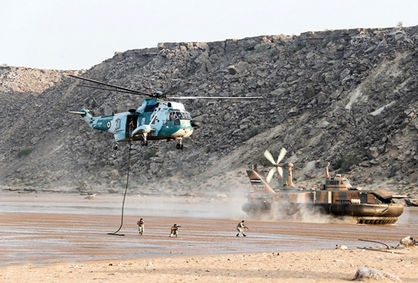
[{"left": 0, "top": 26, "right": 416, "bottom": 196}]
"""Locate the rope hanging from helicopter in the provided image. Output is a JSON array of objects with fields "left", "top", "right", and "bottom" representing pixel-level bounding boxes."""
[{"left": 108, "top": 141, "right": 132, "bottom": 236}]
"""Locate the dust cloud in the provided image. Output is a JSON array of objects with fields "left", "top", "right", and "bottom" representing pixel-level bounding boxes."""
[
  {"left": 124, "top": 188, "right": 248, "bottom": 220},
  {"left": 247, "top": 199, "right": 356, "bottom": 224}
]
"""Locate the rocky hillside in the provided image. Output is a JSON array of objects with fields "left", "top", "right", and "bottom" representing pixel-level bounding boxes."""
[
  {"left": 0, "top": 26, "right": 416, "bottom": 197},
  {"left": 0, "top": 67, "right": 79, "bottom": 155},
  {"left": 0, "top": 66, "right": 79, "bottom": 93}
]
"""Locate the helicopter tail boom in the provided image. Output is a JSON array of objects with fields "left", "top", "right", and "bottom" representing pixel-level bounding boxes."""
[
  {"left": 68, "top": 109, "right": 96, "bottom": 129},
  {"left": 68, "top": 111, "right": 87, "bottom": 116},
  {"left": 67, "top": 109, "right": 90, "bottom": 117}
]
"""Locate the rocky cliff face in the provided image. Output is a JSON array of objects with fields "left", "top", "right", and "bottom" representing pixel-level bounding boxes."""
[
  {"left": 0, "top": 66, "right": 78, "bottom": 94},
  {"left": 0, "top": 66, "right": 79, "bottom": 165},
  {"left": 0, "top": 26, "right": 416, "bottom": 197}
]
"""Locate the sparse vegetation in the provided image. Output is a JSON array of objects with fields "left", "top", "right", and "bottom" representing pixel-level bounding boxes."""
[
  {"left": 269, "top": 48, "right": 279, "bottom": 59},
  {"left": 246, "top": 126, "right": 263, "bottom": 138},
  {"left": 143, "top": 148, "right": 158, "bottom": 160},
  {"left": 295, "top": 42, "right": 305, "bottom": 51},
  {"left": 334, "top": 155, "right": 361, "bottom": 173},
  {"left": 255, "top": 43, "right": 270, "bottom": 53},
  {"left": 17, "top": 146, "right": 35, "bottom": 158}
]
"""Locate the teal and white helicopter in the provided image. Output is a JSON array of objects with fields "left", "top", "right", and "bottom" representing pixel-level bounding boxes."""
[{"left": 68, "top": 75, "right": 261, "bottom": 150}]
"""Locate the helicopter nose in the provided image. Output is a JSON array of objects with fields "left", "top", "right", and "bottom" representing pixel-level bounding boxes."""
[{"left": 172, "top": 127, "right": 193, "bottom": 138}]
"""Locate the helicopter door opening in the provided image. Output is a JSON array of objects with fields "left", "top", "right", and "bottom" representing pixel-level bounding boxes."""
[{"left": 126, "top": 114, "right": 138, "bottom": 136}]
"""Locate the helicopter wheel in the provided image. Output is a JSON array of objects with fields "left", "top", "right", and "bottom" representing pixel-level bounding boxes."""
[
  {"left": 176, "top": 143, "right": 183, "bottom": 150},
  {"left": 142, "top": 140, "right": 148, "bottom": 146}
]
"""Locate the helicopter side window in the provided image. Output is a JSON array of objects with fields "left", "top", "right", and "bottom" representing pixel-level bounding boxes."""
[{"left": 167, "top": 111, "right": 176, "bottom": 121}]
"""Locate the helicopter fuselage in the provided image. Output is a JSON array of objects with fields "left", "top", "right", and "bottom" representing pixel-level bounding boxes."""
[{"left": 75, "top": 98, "right": 194, "bottom": 148}]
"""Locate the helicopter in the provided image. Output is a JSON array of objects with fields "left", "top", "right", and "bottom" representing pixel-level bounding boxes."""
[{"left": 68, "top": 75, "right": 261, "bottom": 150}]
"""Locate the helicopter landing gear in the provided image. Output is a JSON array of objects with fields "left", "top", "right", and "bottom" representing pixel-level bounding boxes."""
[
  {"left": 176, "top": 139, "right": 183, "bottom": 150},
  {"left": 142, "top": 133, "right": 148, "bottom": 146},
  {"left": 113, "top": 144, "right": 119, "bottom": 150}
]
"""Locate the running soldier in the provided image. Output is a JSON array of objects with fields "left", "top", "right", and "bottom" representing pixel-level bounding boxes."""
[
  {"left": 137, "top": 218, "right": 144, "bottom": 235},
  {"left": 170, "top": 224, "right": 181, "bottom": 237},
  {"left": 236, "top": 220, "right": 248, "bottom": 237}
]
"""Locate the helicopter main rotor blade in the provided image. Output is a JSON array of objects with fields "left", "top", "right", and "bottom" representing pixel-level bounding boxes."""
[
  {"left": 163, "top": 81, "right": 195, "bottom": 96},
  {"left": 167, "top": 96, "right": 263, "bottom": 100},
  {"left": 266, "top": 168, "right": 276, "bottom": 183},
  {"left": 69, "top": 75, "right": 149, "bottom": 96},
  {"left": 277, "top": 147, "right": 287, "bottom": 164},
  {"left": 264, "top": 150, "right": 276, "bottom": 166},
  {"left": 78, "top": 84, "right": 140, "bottom": 95}
]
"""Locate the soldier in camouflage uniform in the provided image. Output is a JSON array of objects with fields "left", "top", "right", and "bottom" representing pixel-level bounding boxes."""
[
  {"left": 137, "top": 218, "right": 144, "bottom": 235},
  {"left": 170, "top": 224, "right": 181, "bottom": 237},
  {"left": 236, "top": 220, "right": 248, "bottom": 237}
]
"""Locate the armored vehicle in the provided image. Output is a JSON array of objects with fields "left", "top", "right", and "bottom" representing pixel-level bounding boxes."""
[{"left": 243, "top": 149, "right": 404, "bottom": 224}]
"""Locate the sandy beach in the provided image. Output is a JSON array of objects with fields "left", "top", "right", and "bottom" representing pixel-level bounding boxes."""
[
  {"left": 1, "top": 248, "right": 417, "bottom": 282},
  {"left": 0, "top": 193, "right": 417, "bottom": 282}
]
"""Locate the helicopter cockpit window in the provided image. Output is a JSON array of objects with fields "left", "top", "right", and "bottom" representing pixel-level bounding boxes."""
[
  {"left": 183, "top": 112, "right": 191, "bottom": 120},
  {"left": 177, "top": 112, "right": 191, "bottom": 120},
  {"left": 168, "top": 111, "right": 190, "bottom": 121}
]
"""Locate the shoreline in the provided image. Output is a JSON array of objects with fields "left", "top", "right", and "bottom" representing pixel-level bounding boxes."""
[{"left": 1, "top": 248, "right": 417, "bottom": 282}]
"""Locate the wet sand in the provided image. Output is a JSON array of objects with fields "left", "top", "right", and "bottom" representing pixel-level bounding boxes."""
[{"left": 0, "top": 193, "right": 417, "bottom": 282}]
